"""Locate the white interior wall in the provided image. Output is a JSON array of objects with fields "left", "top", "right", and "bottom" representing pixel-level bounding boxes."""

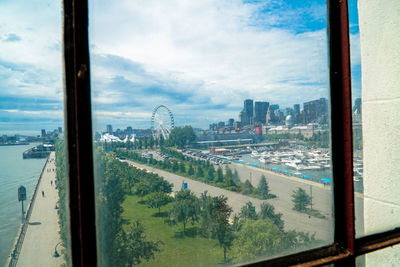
[{"left": 358, "top": 0, "right": 400, "bottom": 265}]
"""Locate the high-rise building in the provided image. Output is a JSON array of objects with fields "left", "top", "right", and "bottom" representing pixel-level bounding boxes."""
[
  {"left": 241, "top": 99, "right": 254, "bottom": 126},
  {"left": 106, "top": 124, "right": 113, "bottom": 134},
  {"left": 266, "top": 106, "right": 277, "bottom": 124},
  {"left": 244, "top": 99, "right": 254, "bottom": 118},
  {"left": 239, "top": 110, "right": 249, "bottom": 126},
  {"left": 254, "top": 101, "right": 269, "bottom": 124},
  {"left": 228, "top": 118, "right": 234, "bottom": 126},
  {"left": 293, "top": 104, "right": 300, "bottom": 115},
  {"left": 270, "top": 104, "right": 279, "bottom": 111},
  {"left": 41, "top": 129, "right": 47, "bottom": 138},
  {"left": 303, "top": 98, "right": 328, "bottom": 124}
]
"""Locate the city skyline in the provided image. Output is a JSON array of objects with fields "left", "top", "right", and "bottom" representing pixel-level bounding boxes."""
[{"left": 0, "top": 0, "right": 361, "bottom": 133}]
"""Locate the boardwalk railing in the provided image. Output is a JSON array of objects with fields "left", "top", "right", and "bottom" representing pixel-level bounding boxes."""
[{"left": 5, "top": 156, "right": 49, "bottom": 267}]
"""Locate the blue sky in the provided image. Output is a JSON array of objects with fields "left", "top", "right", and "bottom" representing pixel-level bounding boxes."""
[{"left": 0, "top": 0, "right": 361, "bottom": 135}]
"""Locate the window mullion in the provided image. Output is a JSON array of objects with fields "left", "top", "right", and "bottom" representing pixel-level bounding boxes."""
[
  {"left": 63, "top": 0, "right": 97, "bottom": 266},
  {"left": 327, "top": 0, "right": 355, "bottom": 257}
]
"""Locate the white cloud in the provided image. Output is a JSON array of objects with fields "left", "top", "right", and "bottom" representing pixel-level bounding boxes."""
[
  {"left": 0, "top": 0, "right": 63, "bottom": 99},
  {"left": 89, "top": 0, "right": 329, "bottom": 115}
]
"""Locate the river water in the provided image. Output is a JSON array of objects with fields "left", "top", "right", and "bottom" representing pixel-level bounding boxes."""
[{"left": 0, "top": 144, "right": 46, "bottom": 265}]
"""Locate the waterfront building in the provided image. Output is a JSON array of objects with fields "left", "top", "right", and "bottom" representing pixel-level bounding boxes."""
[
  {"left": 265, "top": 123, "right": 320, "bottom": 138},
  {"left": 228, "top": 118, "right": 234, "bottom": 126},
  {"left": 41, "top": 129, "right": 47, "bottom": 138}
]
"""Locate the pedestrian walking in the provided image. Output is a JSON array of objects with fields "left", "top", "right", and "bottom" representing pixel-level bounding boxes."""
[
  {"left": 51, "top": 180, "right": 53, "bottom": 186},
  {"left": 42, "top": 191, "right": 45, "bottom": 197}
]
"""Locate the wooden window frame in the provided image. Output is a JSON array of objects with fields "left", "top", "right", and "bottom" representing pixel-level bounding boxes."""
[{"left": 62, "top": 0, "right": 400, "bottom": 266}]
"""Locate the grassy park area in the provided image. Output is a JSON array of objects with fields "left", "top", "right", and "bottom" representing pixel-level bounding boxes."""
[{"left": 122, "top": 195, "right": 225, "bottom": 266}]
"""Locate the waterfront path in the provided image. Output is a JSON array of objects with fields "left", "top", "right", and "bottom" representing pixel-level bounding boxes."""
[{"left": 16, "top": 152, "right": 64, "bottom": 267}]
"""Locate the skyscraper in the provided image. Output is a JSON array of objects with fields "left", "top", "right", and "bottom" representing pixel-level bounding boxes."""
[
  {"left": 293, "top": 104, "right": 300, "bottom": 115},
  {"left": 106, "top": 124, "right": 113, "bottom": 134},
  {"left": 303, "top": 98, "right": 328, "bottom": 124},
  {"left": 241, "top": 99, "right": 254, "bottom": 126},
  {"left": 254, "top": 101, "right": 269, "bottom": 124},
  {"left": 244, "top": 99, "right": 254, "bottom": 117}
]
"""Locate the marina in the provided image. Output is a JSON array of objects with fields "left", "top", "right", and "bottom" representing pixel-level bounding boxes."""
[{"left": 183, "top": 145, "right": 364, "bottom": 193}]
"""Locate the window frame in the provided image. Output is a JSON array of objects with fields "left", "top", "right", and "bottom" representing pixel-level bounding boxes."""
[{"left": 62, "top": 0, "right": 400, "bottom": 266}]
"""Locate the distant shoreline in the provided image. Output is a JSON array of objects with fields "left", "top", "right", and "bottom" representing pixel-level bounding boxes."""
[{"left": 0, "top": 142, "right": 30, "bottom": 146}]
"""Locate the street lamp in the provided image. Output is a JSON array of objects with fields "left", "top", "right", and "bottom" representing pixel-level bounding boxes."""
[{"left": 53, "top": 242, "right": 62, "bottom": 258}]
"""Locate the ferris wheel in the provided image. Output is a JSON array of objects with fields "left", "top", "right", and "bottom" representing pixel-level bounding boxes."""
[{"left": 151, "top": 105, "right": 175, "bottom": 139}]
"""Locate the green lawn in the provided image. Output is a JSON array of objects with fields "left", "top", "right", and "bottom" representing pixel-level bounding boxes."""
[{"left": 122, "top": 195, "right": 227, "bottom": 267}]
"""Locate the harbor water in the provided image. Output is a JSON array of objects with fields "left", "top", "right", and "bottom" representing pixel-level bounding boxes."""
[{"left": 0, "top": 144, "right": 46, "bottom": 265}]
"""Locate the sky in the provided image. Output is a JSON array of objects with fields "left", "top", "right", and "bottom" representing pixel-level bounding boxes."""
[{"left": 0, "top": 0, "right": 361, "bottom": 135}]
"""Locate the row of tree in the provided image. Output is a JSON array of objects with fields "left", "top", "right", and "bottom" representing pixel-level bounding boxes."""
[
  {"left": 54, "top": 140, "right": 70, "bottom": 265},
  {"left": 93, "top": 147, "right": 171, "bottom": 266},
  {"left": 116, "top": 149, "right": 276, "bottom": 200},
  {"left": 102, "top": 125, "right": 196, "bottom": 151}
]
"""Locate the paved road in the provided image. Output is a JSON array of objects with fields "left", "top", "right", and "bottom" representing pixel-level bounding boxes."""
[
  {"left": 124, "top": 159, "right": 335, "bottom": 241},
  {"left": 17, "top": 152, "right": 64, "bottom": 267}
]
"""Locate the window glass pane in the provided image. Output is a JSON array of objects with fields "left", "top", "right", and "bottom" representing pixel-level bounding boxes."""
[
  {"left": 348, "top": 0, "right": 364, "bottom": 238},
  {"left": 357, "top": 244, "right": 400, "bottom": 267},
  {"left": 354, "top": 0, "right": 400, "bottom": 237},
  {"left": 89, "top": 0, "right": 334, "bottom": 265},
  {"left": 0, "top": 0, "right": 70, "bottom": 266}
]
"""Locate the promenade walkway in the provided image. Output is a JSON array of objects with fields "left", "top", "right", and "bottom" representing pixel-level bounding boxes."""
[{"left": 16, "top": 152, "right": 64, "bottom": 267}]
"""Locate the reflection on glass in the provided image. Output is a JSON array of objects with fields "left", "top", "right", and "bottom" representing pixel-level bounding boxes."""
[
  {"left": 0, "top": 0, "right": 68, "bottom": 266},
  {"left": 348, "top": 0, "right": 365, "bottom": 238},
  {"left": 353, "top": 0, "right": 400, "bottom": 238},
  {"left": 357, "top": 244, "right": 400, "bottom": 267},
  {"left": 90, "top": 0, "right": 334, "bottom": 265}
]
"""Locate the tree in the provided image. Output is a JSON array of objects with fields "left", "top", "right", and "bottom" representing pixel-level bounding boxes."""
[
  {"left": 292, "top": 187, "right": 312, "bottom": 212},
  {"left": 179, "top": 162, "right": 186, "bottom": 173},
  {"left": 167, "top": 126, "right": 196, "bottom": 148},
  {"left": 196, "top": 166, "right": 204, "bottom": 179},
  {"left": 233, "top": 169, "right": 240, "bottom": 184},
  {"left": 188, "top": 164, "right": 195, "bottom": 176},
  {"left": 258, "top": 202, "right": 284, "bottom": 231},
  {"left": 231, "top": 219, "right": 289, "bottom": 262},
  {"left": 199, "top": 192, "right": 234, "bottom": 262},
  {"left": 117, "top": 221, "right": 162, "bottom": 266},
  {"left": 144, "top": 191, "right": 173, "bottom": 214},
  {"left": 258, "top": 175, "right": 270, "bottom": 199},
  {"left": 134, "top": 182, "right": 150, "bottom": 197},
  {"left": 169, "top": 190, "right": 200, "bottom": 233},
  {"left": 224, "top": 166, "right": 235, "bottom": 186},
  {"left": 172, "top": 161, "right": 179, "bottom": 172},
  {"left": 159, "top": 134, "right": 165, "bottom": 147},
  {"left": 207, "top": 166, "right": 215, "bottom": 182},
  {"left": 149, "top": 136, "right": 155, "bottom": 148},
  {"left": 216, "top": 167, "right": 223, "bottom": 183},
  {"left": 242, "top": 179, "right": 254, "bottom": 195},
  {"left": 239, "top": 201, "right": 257, "bottom": 220},
  {"left": 210, "top": 195, "right": 234, "bottom": 262}
]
